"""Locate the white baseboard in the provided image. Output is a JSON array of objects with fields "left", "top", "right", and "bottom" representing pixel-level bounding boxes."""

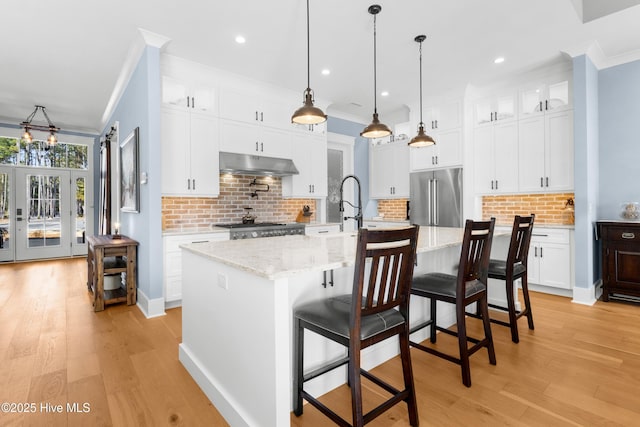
[
  {"left": 165, "top": 299, "right": 182, "bottom": 310},
  {"left": 572, "top": 282, "right": 600, "bottom": 306},
  {"left": 136, "top": 288, "right": 166, "bottom": 318},
  {"left": 179, "top": 344, "right": 249, "bottom": 427}
]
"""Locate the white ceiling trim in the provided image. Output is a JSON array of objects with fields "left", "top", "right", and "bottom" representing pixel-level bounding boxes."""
[{"left": 99, "top": 28, "right": 172, "bottom": 133}]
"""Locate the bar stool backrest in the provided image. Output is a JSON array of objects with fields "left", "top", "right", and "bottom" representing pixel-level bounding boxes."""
[
  {"left": 508, "top": 214, "right": 535, "bottom": 269},
  {"left": 351, "top": 226, "right": 419, "bottom": 327}
]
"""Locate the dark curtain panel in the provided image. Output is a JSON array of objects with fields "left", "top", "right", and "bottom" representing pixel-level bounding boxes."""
[{"left": 99, "top": 138, "right": 111, "bottom": 234}]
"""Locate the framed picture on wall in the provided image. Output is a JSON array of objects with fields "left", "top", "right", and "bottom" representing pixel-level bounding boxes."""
[{"left": 120, "top": 127, "right": 139, "bottom": 213}]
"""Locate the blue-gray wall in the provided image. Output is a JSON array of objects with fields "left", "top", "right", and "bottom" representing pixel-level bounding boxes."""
[
  {"left": 98, "top": 45, "right": 163, "bottom": 302},
  {"left": 573, "top": 56, "right": 640, "bottom": 288},
  {"left": 572, "top": 55, "right": 600, "bottom": 288},
  {"left": 598, "top": 59, "right": 640, "bottom": 219},
  {"left": 327, "top": 116, "right": 378, "bottom": 218}
]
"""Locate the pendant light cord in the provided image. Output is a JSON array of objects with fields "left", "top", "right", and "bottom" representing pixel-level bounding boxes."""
[
  {"left": 418, "top": 40, "right": 423, "bottom": 125},
  {"left": 306, "top": 0, "right": 311, "bottom": 91},
  {"left": 373, "top": 12, "right": 378, "bottom": 114}
]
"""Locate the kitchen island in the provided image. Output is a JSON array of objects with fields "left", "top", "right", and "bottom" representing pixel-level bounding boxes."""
[{"left": 179, "top": 227, "right": 470, "bottom": 427}]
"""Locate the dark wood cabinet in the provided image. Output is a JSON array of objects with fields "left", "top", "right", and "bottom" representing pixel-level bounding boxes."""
[{"left": 598, "top": 221, "right": 640, "bottom": 301}]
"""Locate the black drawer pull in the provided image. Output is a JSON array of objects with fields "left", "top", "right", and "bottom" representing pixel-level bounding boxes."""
[{"left": 622, "top": 232, "right": 636, "bottom": 239}]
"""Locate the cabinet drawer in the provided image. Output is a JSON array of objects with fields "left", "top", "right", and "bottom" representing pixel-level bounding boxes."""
[
  {"left": 602, "top": 226, "right": 640, "bottom": 243},
  {"left": 530, "top": 228, "right": 570, "bottom": 244}
]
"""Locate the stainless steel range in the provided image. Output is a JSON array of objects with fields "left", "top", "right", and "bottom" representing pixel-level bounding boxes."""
[{"left": 216, "top": 222, "right": 306, "bottom": 240}]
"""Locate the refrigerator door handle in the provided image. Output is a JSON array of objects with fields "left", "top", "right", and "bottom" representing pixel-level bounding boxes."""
[
  {"left": 433, "top": 179, "right": 439, "bottom": 226},
  {"left": 427, "top": 179, "right": 433, "bottom": 225}
]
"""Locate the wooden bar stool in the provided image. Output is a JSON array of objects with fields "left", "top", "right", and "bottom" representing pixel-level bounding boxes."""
[
  {"left": 487, "top": 214, "right": 535, "bottom": 343},
  {"left": 409, "top": 219, "right": 496, "bottom": 387},
  {"left": 293, "top": 226, "right": 420, "bottom": 427}
]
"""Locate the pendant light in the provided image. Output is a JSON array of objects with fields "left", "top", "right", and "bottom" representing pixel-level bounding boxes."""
[
  {"left": 20, "top": 105, "right": 60, "bottom": 145},
  {"left": 408, "top": 35, "right": 435, "bottom": 147},
  {"left": 361, "top": 4, "right": 392, "bottom": 139},
  {"left": 291, "top": 0, "right": 327, "bottom": 125}
]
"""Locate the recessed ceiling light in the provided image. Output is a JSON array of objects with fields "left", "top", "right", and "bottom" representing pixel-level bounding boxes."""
[
  {"left": 381, "top": 91, "right": 389, "bottom": 97},
  {"left": 494, "top": 57, "right": 505, "bottom": 64},
  {"left": 321, "top": 69, "right": 330, "bottom": 76},
  {"left": 235, "top": 35, "right": 246, "bottom": 44}
]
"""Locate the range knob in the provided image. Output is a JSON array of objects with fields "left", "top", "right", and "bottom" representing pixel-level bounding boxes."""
[{"left": 251, "top": 231, "right": 259, "bottom": 238}]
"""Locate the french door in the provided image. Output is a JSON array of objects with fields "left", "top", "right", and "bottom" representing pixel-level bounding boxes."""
[
  {"left": 0, "top": 166, "right": 13, "bottom": 262},
  {"left": 9, "top": 167, "right": 90, "bottom": 261}
]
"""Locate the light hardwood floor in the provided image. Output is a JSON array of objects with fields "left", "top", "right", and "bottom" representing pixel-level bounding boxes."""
[{"left": 1, "top": 258, "right": 639, "bottom": 426}]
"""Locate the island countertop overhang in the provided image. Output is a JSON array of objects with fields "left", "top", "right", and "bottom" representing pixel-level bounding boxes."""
[{"left": 180, "top": 226, "right": 468, "bottom": 280}]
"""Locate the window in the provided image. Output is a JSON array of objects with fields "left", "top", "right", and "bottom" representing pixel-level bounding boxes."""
[{"left": 0, "top": 136, "right": 88, "bottom": 169}]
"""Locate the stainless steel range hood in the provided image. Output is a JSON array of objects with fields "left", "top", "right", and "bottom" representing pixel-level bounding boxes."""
[{"left": 219, "top": 152, "right": 299, "bottom": 177}]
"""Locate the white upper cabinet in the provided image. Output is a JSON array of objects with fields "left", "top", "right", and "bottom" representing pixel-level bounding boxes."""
[
  {"left": 161, "top": 56, "right": 218, "bottom": 115},
  {"left": 474, "top": 91, "right": 517, "bottom": 126},
  {"left": 282, "top": 135, "right": 328, "bottom": 198},
  {"left": 370, "top": 141, "right": 410, "bottom": 199},
  {"left": 520, "top": 77, "right": 571, "bottom": 118},
  {"left": 423, "top": 100, "right": 462, "bottom": 131},
  {"left": 409, "top": 128, "right": 462, "bottom": 171},
  {"left": 218, "top": 119, "right": 291, "bottom": 158},
  {"left": 473, "top": 120, "right": 519, "bottom": 194},
  {"left": 408, "top": 99, "right": 463, "bottom": 172},
  {"left": 219, "top": 83, "right": 296, "bottom": 130},
  {"left": 518, "top": 110, "right": 573, "bottom": 192},
  {"left": 161, "top": 107, "right": 219, "bottom": 196}
]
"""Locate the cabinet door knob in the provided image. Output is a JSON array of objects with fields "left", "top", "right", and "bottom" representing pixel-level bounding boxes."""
[
  {"left": 540, "top": 177, "right": 544, "bottom": 187},
  {"left": 539, "top": 101, "right": 543, "bottom": 112},
  {"left": 192, "top": 179, "right": 195, "bottom": 190},
  {"left": 545, "top": 177, "right": 549, "bottom": 187},
  {"left": 187, "top": 179, "right": 191, "bottom": 190},
  {"left": 622, "top": 232, "right": 636, "bottom": 239},
  {"left": 255, "top": 111, "right": 259, "bottom": 121},
  {"left": 491, "top": 180, "right": 494, "bottom": 190},
  {"left": 495, "top": 180, "right": 498, "bottom": 190},
  {"left": 545, "top": 100, "right": 549, "bottom": 110}
]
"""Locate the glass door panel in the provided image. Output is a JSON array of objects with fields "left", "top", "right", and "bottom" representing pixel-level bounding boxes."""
[
  {"left": 15, "top": 168, "right": 71, "bottom": 260},
  {"left": 72, "top": 171, "right": 91, "bottom": 256},
  {"left": 0, "top": 167, "right": 13, "bottom": 262}
]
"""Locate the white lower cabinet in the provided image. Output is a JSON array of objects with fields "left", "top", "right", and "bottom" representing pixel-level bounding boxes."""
[
  {"left": 527, "top": 228, "right": 572, "bottom": 290},
  {"left": 163, "top": 232, "right": 229, "bottom": 304}
]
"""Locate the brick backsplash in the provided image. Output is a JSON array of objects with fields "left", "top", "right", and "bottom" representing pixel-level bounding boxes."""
[
  {"left": 377, "top": 199, "right": 409, "bottom": 220},
  {"left": 482, "top": 192, "right": 575, "bottom": 226},
  {"left": 162, "top": 174, "right": 318, "bottom": 231}
]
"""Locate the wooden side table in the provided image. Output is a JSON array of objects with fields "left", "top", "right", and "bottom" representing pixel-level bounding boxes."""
[{"left": 87, "top": 234, "right": 139, "bottom": 311}]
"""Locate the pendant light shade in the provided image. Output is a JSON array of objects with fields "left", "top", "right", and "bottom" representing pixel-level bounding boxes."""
[
  {"left": 292, "top": 0, "right": 327, "bottom": 125},
  {"left": 361, "top": 5, "right": 391, "bottom": 139},
  {"left": 409, "top": 35, "right": 435, "bottom": 147}
]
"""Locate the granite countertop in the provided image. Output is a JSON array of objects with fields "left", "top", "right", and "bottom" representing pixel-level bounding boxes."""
[{"left": 181, "top": 226, "right": 474, "bottom": 280}]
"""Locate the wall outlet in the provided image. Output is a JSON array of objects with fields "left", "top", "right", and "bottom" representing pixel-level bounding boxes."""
[{"left": 217, "top": 273, "right": 228, "bottom": 290}]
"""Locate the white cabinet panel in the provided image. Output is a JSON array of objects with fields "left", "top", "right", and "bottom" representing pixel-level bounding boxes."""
[
  {"left": 282, "top": 135, "right": 328, "bottom": 198},
  {"left": 409, "top": 128, "right": 462, "bottom": 171},
  {"left": 370, "top": 142, "right": 409, "bottom": 199},
  {"left": 163, "top": 232, "right": 230, "bottom": 304},
  {"left": 520, "top": 78, "right": 571, "bottom": 118},
  {"left": 527, "top": 228, "right": 572, "bottom": 290},
  {"left": 518, "top": 110, "right": 573, "bottom": 192},
  {"left": 473, "top": 121, "right": 518, "bottom": 194},
  {"left": 474, "top": 92, "right": 517, "bottom": 126},
  {"left": 162, "top": 108, "right": 219, "bottom": 196},
  {"left": 162, "top": 75, "right": 217, "bottom": 115},
  {"left": 219, "top": 119, "right": 292, "bottom": 158}
]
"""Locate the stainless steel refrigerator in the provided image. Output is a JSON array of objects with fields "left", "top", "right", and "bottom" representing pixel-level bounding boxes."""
[{"left": 409, "top": 168, "right": 463, "bottom": 227}]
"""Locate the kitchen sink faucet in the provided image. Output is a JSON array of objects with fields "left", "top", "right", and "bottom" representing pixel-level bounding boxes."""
[{"left": 339, "top": 174, "right": 363, "bottom": 231}]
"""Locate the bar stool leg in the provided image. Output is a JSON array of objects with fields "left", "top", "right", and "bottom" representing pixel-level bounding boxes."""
[
  {"left": 505, "top": 274, "right": 520, "bottom": 343},
  {"left": 521, "top": 275, "right": 535, "bottom": 330}
]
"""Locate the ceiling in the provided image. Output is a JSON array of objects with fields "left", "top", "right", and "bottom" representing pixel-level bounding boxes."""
[{"left": 2, "top": 0, "right": 640, "bottom": 135}]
